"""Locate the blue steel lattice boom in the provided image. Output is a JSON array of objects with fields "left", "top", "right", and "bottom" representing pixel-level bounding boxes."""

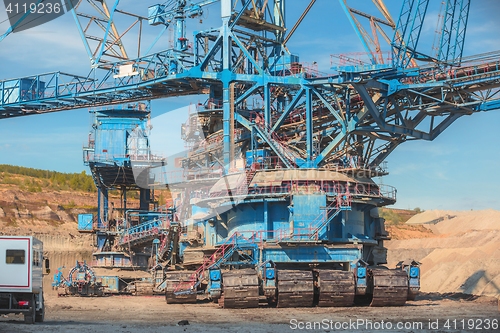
[{"left": 0, "top": 0, "right": 499, "bottom": 307}]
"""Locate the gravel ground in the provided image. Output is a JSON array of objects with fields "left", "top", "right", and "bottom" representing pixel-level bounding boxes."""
[{"left": 0, "top": 293, "right": 499, "bottom": 333}]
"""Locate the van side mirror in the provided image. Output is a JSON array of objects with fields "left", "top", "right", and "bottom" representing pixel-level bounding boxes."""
[{"left": 44, "top": 257, "right": 50, "bottom": 274}]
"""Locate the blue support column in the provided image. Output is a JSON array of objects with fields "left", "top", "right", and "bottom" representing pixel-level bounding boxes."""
[
  {"left": 96, "top": 187, "right": 108, "bottom": 229},
  {"left": 341, "top": 211, "right": 346, "bottom": 239},
  {"left": 123, "top": 187, "right": 127, "bottom": 217},
  {"left": 171, "top": 4, "right": 187, "bottom": 73},
  {"left": 264, "top": 83, "right": 271, "bottom": 124},
  {"left": 223, "top": 82, "right": 231, "bottom": 169},
  {"left": 305, "top": 87, "right": 313, "bottom": 161},
  {"left": 264, "top": 199, "right": 271, "bottom": 239},
  {"left": 275, "top": 0, "right": 285, "bottom": 40},
  {"left": 338, "top": 0, "right": 376, "bottom": 64},
  {"left": 175, "top": 11, "right": 186, "bottom": 51},
  {"left": 97, "top": 188, "right": 102, "bottom": 228},
  {"left": 140, "top": 189, "right": 150, "bottom": 211},
  {"left": 221, "top": 0, "right": 231, "bottom": 169},
  {"left": 221, "top": 1, "right": 230, "bottom": 70},
  {"left": 103, "top": 187, "right": 109, "bottom": 224}
]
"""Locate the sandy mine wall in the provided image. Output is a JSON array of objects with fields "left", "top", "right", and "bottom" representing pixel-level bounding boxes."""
[
  {"left": 0, "top": 229, "right": 95, "bottom": 293},
  {"left": 0, "top": 187, "right": 98, "bottom": 292},
  {"left": 386, "top": 210, "right": 500, "bottom": 298},
  {"left": 37, "top": 233, "right": 95, "bottom": 293}
]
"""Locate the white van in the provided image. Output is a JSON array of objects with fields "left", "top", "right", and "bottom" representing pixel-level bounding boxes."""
[{"left": 0, "top": 236, "right": 49, "bottom": 324}]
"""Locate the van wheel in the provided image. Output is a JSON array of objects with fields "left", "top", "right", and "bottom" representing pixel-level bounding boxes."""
[
  {"left": 23, "top": 294, "right": 35, "bottom": 324},
  {"left": 24, "top": 308, "right": 35, "bottom": 324},
  {"left": 35, "top": 295, "right": 44, "bottom": 322}
]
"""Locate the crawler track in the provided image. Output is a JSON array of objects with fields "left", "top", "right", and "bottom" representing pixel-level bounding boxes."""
[
  {"left": 276, "top": 270, "right": 314, "bottom": 307},
  {"left": 369, "top": 269, "right": 408, "bottom": 306},
  {"left": 165, "top": 271, "right": 197, "bottom": 304},
  {"left": 317, "top": 270, "right": 355, "bottom": 307},
  {"left": 220, "top": 269, "right": 259, "bottom": 308},
  {"left": 163, "top": 268, "right": 413, "bottom": 308}
]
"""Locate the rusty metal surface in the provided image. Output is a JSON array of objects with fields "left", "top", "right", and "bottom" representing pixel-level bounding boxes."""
[
  {"left": 317, "top": 270, "right": 355, "bottom": 307},
  {"left": 407, "top": 289, "right": 419, "bottom": 301},
  {"left": 220, "top": 269, "right": 259, "bottom": 308},
  {"left": 209, "top": 173, "right": 246, "bottom": 193},
  {"left": 133, "top": 281, "right": 154, "bottom": 296},
  {"left": 369, "top": 269, "right": 408, "bottom": 306},
  {"left": 250, "top": 169, "right": 375, "bottom": 186},
  {"left": 277, "top": 270, "right": 314, "bottom": 307},
  {"left": 165, "top": 271, "right": 197, "bottom": 304}
]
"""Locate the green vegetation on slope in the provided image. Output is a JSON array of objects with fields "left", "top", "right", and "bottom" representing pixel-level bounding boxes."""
[
  {"left": 0, "top": 164, "right": 96, "bottom": 193},
  {"left": 380, "top": 207, "right": 422, "bottom": 225}
]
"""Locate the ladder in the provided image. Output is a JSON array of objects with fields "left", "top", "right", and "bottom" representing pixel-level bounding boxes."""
[
  {"left": 253, "top": 124, "right": 297, "bottom": 168},
  {"left": 309, "top": 193, "right": 352, "bottom": 240},
  {"left": 172, "top": 233, "right": 238, "bottom": 295}
]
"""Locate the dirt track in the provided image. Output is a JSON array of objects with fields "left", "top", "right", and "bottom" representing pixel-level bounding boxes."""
[{"left": 0, "top": 293, "right": 498, "bottom": 333}]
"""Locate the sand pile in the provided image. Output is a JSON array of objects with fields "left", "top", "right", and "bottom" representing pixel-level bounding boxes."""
[
  {"left": 406, "top": 209, "right": 500, "bottom": 235},
  {"left": 386, "top": 209, "right": 500, "bottom": 297}
]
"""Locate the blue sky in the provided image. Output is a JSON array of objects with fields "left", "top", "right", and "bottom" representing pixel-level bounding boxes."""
[{"left": 0, "top": 1, "right": 499, "bottom": 211}]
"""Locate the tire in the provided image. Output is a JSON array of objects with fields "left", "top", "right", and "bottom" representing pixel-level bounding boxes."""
[
  {"left": 24, "top": 311, "right": 35, "bottom": 324},
  {"left": 24, "top": 295, "right": 36, "bottom": 324},
  {"left": 35, "top": 294, "right": 44, "bottom": 323}
]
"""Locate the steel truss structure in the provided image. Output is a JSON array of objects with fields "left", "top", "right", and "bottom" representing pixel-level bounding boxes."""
[
  {"left": 1, "top": 0, "right": 499, "bottom": 308},
  {"left": 1, "top": 0, "right": 498, "bottom": 171}
]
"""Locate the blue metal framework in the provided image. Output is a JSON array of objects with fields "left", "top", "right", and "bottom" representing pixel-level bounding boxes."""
[
  {"left": 71, "top": 0, "right": 132, "bottom": 66},
  {"left": 0, "top": 0, "right": 499, "bottom": 304},
  {"left": 338, "top": 0, "right": 395, "bottom": 65},
  {"left": 392, "top": 0, "right": 430, "bottom": 68},
  {"left": 0, "top": 1, "right": 499, "bottom": 171},
  {"left": 438, "top": 0, "right": 471, "bottom": 66}
]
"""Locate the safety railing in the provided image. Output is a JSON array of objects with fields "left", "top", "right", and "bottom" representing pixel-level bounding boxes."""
[
  {"left": 118, "top": 215, "right": 169, "bottom": 245},
  {"left": 403, "top": 57, "right": 500, "bottom": 85},
  {"left": 0, "top": 48, "right": 196, "bottom": 111},
  {"left": 226, "top": 226, "right": 330, "bottom": 244},
  {"left": 307, "top": 200, "right": 339, "bottom": 239},
  {"left": 247, "top": 156, "right": 288, "bottom": 170},
  {"left": 158, "top": 233, "right": 170, "bottom": 255},
  {"left": 248, "top": 111, "right": 297, "bottom": 158},
  {"left": 204, "top": 179, "right": 396, "bottom": 202},
  {"left": 331, "top": 51, "right": 393, "bottom": 68},
  {"left": 191, "top": 129, "right": 243, "bottom": 151},
  {"left": 271, "top": 61, "right": 329, "bottom": 78},
  {"left": 156, "top": 168, "right": 224, "bottom": 186},
  {"left": 91, "top": 255, "right": 133, "bottom": 268},
  {"left": 83, "top": 152, "right": 165, "bottom": 164},
  {"left": 203, "top": 98, "right": 223, "bottom": 110},
  {"left": 172, "top": 232, "right": 239, "bottom": 294}
]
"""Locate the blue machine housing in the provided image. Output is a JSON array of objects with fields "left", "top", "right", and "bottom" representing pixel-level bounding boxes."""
[{"left": 81, "top": 104, "right": 171, "bottom": 269}]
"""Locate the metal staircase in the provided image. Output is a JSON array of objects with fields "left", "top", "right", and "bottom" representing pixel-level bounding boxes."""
[
  {"left": 245, "top": 169, "right": 256, "bottom": 185},
  {"left": 172, "top": 233, "right": 239, "bottom": 295},
  {"left": 309, "top": 194, "right": 352, "bottom": 240},
  {"left": 118, "top": 218, "right": 165, "bottom": 246},
  {"left": 253, "top": 124, "right": 297, "bottom": 168},
  {"left": 158, "top": 234, "right": 173, "bottom": 261}
]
